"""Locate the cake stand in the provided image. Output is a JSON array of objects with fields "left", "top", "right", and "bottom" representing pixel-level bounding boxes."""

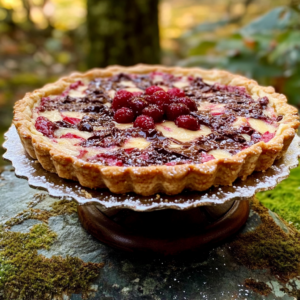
[{"left": 3, "top": 125, "right": 300, "bottom": 255}]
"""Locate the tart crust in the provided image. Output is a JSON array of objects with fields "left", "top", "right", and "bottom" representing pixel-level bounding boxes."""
[{"left": 13, "top": 64, "right": 300, "bottom": 196}]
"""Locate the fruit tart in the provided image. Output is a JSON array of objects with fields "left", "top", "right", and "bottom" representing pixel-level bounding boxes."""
[{"left": 13, "top": 65, "right": 299, "bottom": 196}]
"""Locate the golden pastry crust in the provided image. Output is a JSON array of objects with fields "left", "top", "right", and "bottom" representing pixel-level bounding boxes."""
[{"left": 13, "top": 64, "right": 300, "bottom": 196}]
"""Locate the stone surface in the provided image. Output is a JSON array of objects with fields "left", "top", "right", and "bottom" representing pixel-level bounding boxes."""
[
  {"left": 1, "top": 167, "right": 299, "bottom": 300},
  {"left": 38, "top": 214, "right": 104, "bottom": 263},
  {"left": 10, "top": 218, "right": 43, "bottom": 233}
]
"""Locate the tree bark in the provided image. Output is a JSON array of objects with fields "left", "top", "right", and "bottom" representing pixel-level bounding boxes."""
[{"left": 86, "top": 0, "right": 160, "bottom": 68}]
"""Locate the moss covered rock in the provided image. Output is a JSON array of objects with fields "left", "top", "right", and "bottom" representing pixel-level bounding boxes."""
[{"left": 257, "top": 161, "right": 300, "bottom": 230}]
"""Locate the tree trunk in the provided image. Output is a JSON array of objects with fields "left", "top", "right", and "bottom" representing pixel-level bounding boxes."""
[{"left": 86, "top": 0, "right": 160, "bottom": 68}]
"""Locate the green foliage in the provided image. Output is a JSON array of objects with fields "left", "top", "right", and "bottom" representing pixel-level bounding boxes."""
[
  {"left": 180, "top": 5, "right": 300, "bottom": 107},
  {"left": 240, "top": 6, "right": 298, "bottom": 35},
  {"left": 256, "top": 161, "right": 300, "bottom": 230}
]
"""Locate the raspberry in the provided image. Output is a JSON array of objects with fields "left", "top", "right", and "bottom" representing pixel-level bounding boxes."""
[
  {"left": 165, "top": 162, "right": 177, "bottom": 166},
  {"left": 112, "top": 90, "right": 134, "bottom": 111},
  {"left": 60, "top": 133, "right": 84, "bottom": 140},
  {"left": 38, "top": 97, "right": 51, "bottom": 112},
  {"left": 174, "top": 97, "right": 197, "bottom": 111},
  {"left": 124, "top": 148, "right": 135, "bottom": 154},
  {"left": 142, "top": 104, "right": 164, "bottom": 122},
  {"left": 35, "top": 116, "right": 58, "bottom": 138},
  {"left": 134, "top": 115, "right": 155, "bottom": 130},
  {"left": 201, "top": 153, "right": 215, "bottom": 163},
  {"left": 62, "top": 116, "right": 81, "bottom": 125},
  {"left": 151, "top": 90, "right": 170, "bottom": 110},
  {"left": 40, "top": 97, "right": 50, "bottom": 106},
  {"left": 214, "top": 83, "right": 246, "bottom": 95},
  {"left": 114, "top": 107, "right": 135, "bottom": 123},
  {"left": 165, "top": 160, "right": 192, "bottom": 166},
  {"left": 175, "top": 115, "right": 199, "bottom": 131},
  {"left": 77, "top": 149, "right": 88, "bottom": 159},
  {"left": 145, "top": 85, "right": 163, "bottom": 95},
  {"left": 211, "top": 110, "right": 225, "bottom": 116},
  {"left": 140, "top": 152, "right": 149, "bottom": 161},
  {"left": 261, "top": 131, "right": 275, "bottom": 143},
  {"left": 166, "top": 103, "right": 190, "bottom": 121},
  {"left": 129, "top": 97, "right": 149, "bottom": 115},
  {"left": 141, "top": 94, "right": 153, "bottom": 102},
  {"left": 70, "top": 80, "right": 84, "bottom": 89},
  {"left": 91, "top": 153, "right": 123, "bottom": 166},
  {"left": 106, "top": 158, "right": 123, "bottom": 166},
  {"left": 168, "top": 88, "right": 185, "bottom": 98}
]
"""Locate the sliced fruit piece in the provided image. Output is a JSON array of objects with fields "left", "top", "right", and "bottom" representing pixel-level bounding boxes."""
[
  {"left": 248, "top": 118, "right": 277, "bottom": 134},
  {"left": 241, "top": 134, "right": 251, "bottom": 142},
  {"left": 68, "top": 85, "right": 87, "bottom": 97},
  {"left": 55, "top": 128, "right": 93, "bottom": 139},
  {"left": 173, "top": 81, "right": 189, "bottom": 89},
  {"left": 123, "top": 138, "right": 151, "bottom": 150},
  {"left": 153, "top": 75, "right": 163, "bottom": 83},
  {"left": 39, "top": 110, "right": 62, "bottom": 122},
  {"left": 201, "top": 153, "right": 215, "bottom": 162},
  {"left": 62, "top": 111, "right": 85, "bottom": 119},
  {"left": 119, "top": 80, "right": 136, "bottom": 88},
  {"left": 156, "top": 121, "right": 211, "bottom": 143},
  {"left": 232, "top": 117, "right": 248, "bottom": 129},
  {"left": 198, "top": 102, "right": 225, "bottom": 115},
  {"left": 168, "top": 142, "right": 182, "bottom": 149},
  {"left": 114, "top": 123, "right": 133, "bottom": 130},
  {"left": 125, "top": 87, "right": 144, "bottom": 93},
  {"left": 263, "top": 107, "right": 276, "bottom": 119},
  {"left": 208, "top": 149, "right": 231, "bottom": 159},
  {"left": 108, "top": 90, "right": 116, "bottom": 98}
]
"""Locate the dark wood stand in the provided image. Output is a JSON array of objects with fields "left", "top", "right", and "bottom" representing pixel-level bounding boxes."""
[{"left": 77, "top": 199, "right": 250, "bottom": 255}]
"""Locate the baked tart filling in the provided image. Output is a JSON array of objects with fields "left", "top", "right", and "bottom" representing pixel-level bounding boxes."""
[
  {"left": 13, "top": 65, "right": 299, "bottom": 195},
  {"left": 32, "top": 72, "right": 281, "bottom": 167}
]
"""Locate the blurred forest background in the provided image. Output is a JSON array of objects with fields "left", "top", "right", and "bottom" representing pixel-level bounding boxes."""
[{"left": 0, "top": 0, "right": 300, "bottom": 165}]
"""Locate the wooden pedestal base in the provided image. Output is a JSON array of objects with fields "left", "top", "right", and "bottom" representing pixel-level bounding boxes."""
[{"left": 77, "top": 200, "right": 250, "bottom": 256}]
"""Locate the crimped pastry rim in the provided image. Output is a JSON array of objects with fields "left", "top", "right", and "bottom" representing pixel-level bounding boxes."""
[{"left": 13, "top": 64, "right": 300, "bottom": 196}]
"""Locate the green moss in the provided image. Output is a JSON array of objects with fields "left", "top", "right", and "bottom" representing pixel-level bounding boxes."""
[
  {"left": 0, "top": 199, "right": 104, "bottom": 299},
  {"left": 5, "top": 199, "right": 78, "bottom": 227},
  {"left": 50, "top": 199, "right": 78, "bottom": 215},
  {"left": 256, "top": 162, "right": 300, "bottom": 230},
  {"left": 229, "top": 198, "right": 300, "bottom": 282},
  {"left": 244, "top": 279, "right": 272, "bottom": 296}
]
